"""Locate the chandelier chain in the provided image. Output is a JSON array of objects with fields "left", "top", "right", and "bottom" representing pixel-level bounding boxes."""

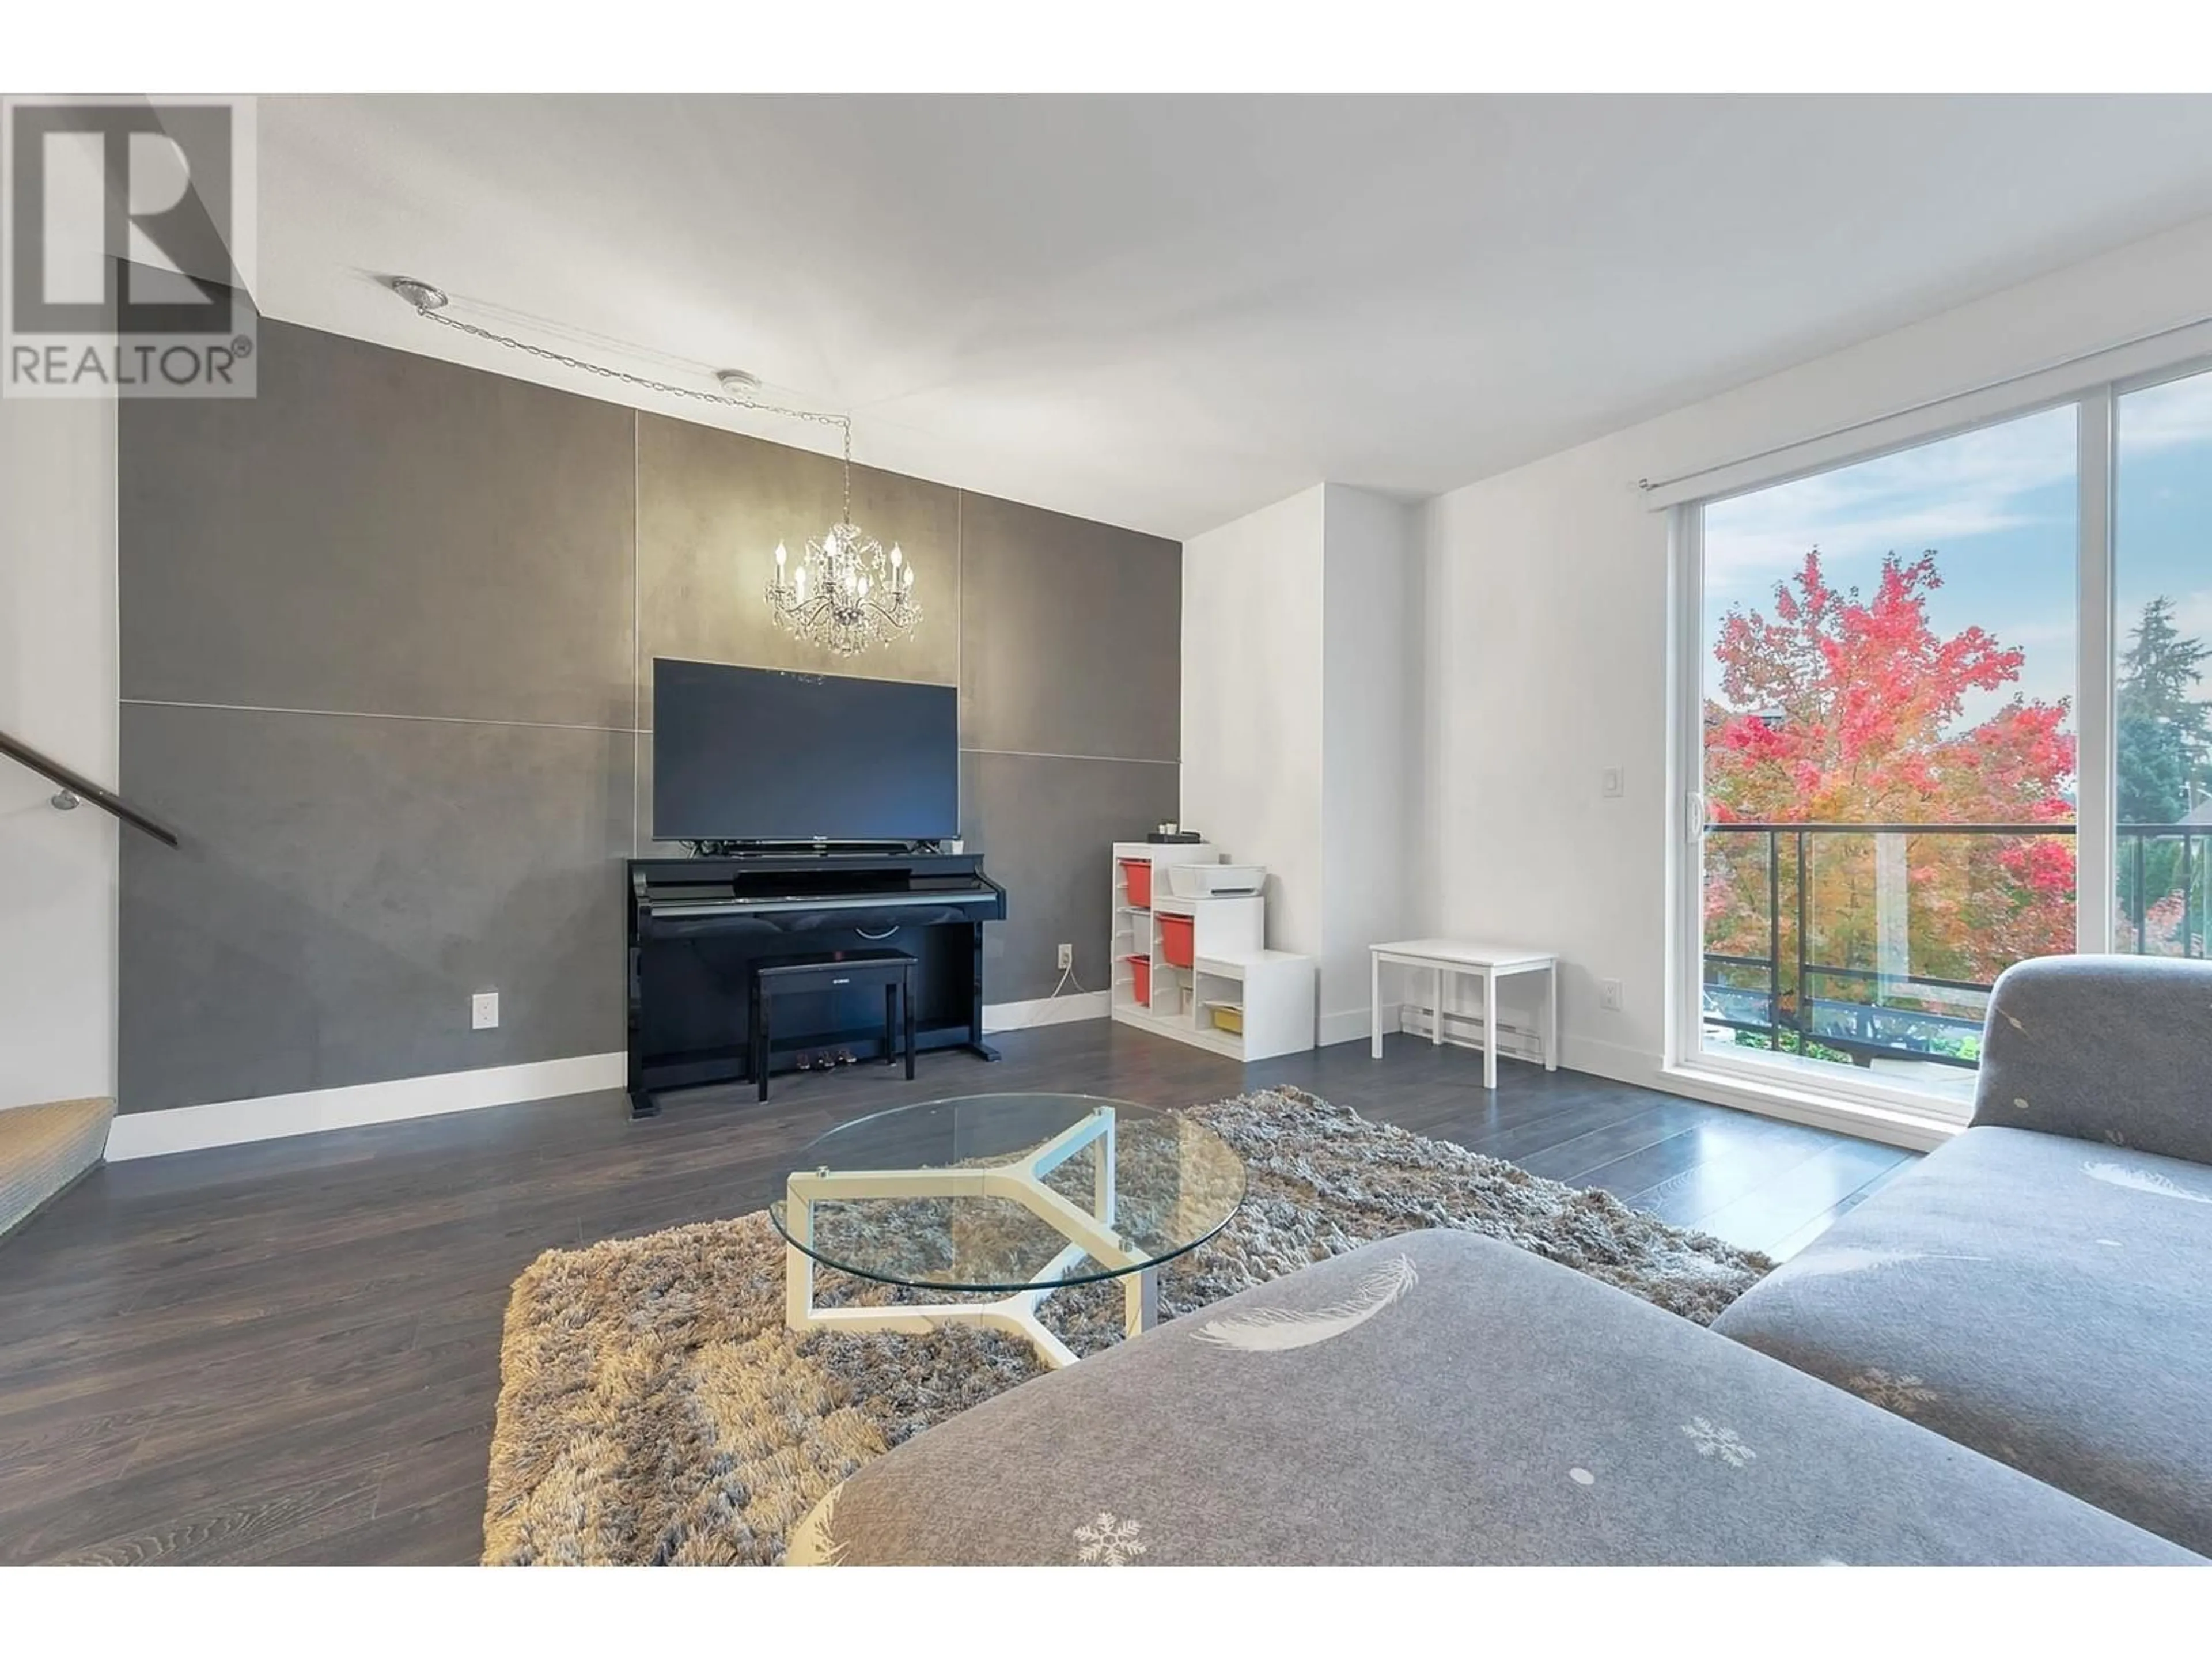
[{"left": 399, "top": 284, "right": 915, "bottom": 657}]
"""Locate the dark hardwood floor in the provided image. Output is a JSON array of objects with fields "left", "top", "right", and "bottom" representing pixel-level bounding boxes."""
[{"left": 0, "top": 1022, "right": 1914, "bottom": 1565}]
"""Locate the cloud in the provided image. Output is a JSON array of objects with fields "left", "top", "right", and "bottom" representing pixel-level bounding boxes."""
[
  {"left": 1695, "top": 369, "right": 2212, "bottom": 738},
  {"left": 1989, "top": 618, "right": 2075, "bottom": 648},
  {"left": 2119, "top": 370, "right": 2212, "bottom": 458},
  {"left": 1703, "top": 405, "right": 2078, "bottom": 599}
]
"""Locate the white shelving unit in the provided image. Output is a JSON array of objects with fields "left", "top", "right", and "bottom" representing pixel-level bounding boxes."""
[
  {"left": 1109, "top": 842, "right": 1316, "bottom": 1062},
  {"left": 1111, "top": 841, "right": 1215, "bottom": 1029}
]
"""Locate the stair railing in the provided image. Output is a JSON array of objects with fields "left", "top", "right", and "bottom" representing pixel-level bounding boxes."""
[{"left": 1, "top": 729, "right": 179, "bottom": 847}]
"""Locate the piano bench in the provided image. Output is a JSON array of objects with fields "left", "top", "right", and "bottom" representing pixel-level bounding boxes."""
[{"left": 750, "top": 950, "right": 918, "bottom": 1102}]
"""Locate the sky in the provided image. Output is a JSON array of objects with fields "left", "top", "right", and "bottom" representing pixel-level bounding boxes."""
[{"left": 1702, "top": 368, "right": 2212, "bottom": 747}]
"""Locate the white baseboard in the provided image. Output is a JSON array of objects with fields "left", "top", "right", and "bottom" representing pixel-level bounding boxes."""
[
  {"left": 1555, "top": 1031, "right": 1668, "bottom": 1085},
  {"left": 99, "top": 1013, "right": 1951, "bottom": 1161},
  {"left": 983, "top": 989, "right": 1110, "bottom": 1034},
  {"left": 104, "top": 1051, "right": 627, "bottom": 1161},
  {"left": 1317, "top": 1005, "right": 1388, "bottom": 1049},
  {"left": 105, "top": 996, "right": 1118, "bottom": 1162}
]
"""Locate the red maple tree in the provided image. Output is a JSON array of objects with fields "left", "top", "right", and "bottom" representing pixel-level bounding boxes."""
[{"left": 1705, "top": 550, "right": 2075, "bottom": 998}]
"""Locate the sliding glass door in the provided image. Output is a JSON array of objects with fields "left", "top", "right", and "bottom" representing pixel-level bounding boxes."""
[
  {"left": 1690, "top": 406, "right": 2082, "bottom": 1111},
  {"left": 1683, "top": 358, "right": 2212, "bottom": 1118},
  {"left": 2114, "top": 368, "right": 2212, "bottom": 961}
]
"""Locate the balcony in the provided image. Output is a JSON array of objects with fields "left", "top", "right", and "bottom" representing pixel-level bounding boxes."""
[{"left": 1702, "top": 822, "right": 2205, "bottom": 1082}]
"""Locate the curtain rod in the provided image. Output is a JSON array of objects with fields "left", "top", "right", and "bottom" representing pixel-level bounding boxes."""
[{"left": 1635, "top": 310, "right": 2212, "bottom": 499}]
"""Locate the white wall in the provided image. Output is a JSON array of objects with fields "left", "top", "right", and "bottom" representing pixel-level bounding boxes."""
[
  {"left": 1181, "top": 484, "right": 1327, "bottom": 961},
  {"left": 1419, "top": 213, "right": 2212, "bottom": 1089},
  {"left": 0, "top": 393, "right": 120, "bottom": 1110},
  {"left": 1320, "top": 484, "right": 1417, "bottom": 1034},
  {"left": 1183, "top": 482, "right": 1418, "bottom": 1044}
]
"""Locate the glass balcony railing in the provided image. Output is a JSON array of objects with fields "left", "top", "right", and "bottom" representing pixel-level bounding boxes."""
[
  {"left": 2116, "top": 824, "right": 2210, "bottom": 957},
  {"left": 1698, "top": 821, "right": 2202, "bottom": 1075}
]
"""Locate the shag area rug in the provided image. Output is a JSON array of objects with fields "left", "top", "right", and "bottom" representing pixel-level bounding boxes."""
[{"left": 483, "top": 1086, "right": 1771, "bottom": 1565}]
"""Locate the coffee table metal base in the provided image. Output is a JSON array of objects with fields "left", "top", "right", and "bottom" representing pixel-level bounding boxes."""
[{"left": 783, "top": 1107, "right": 1158, "bottom": 1370}]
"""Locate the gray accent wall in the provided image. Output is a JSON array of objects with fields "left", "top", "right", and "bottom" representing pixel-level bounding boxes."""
[
  {"left": 118, "top": 704, "right": 631, "bottom": 1113},
  {"left": 118, "top": 318, "right": 1179, "bottom": 1115},
  {"left": 120, "top": 326, "right": 638, "bottom": 728},
  {"left": 634, "top": 414, "right": 964, "bottom": 710},
  {"left": 962, "top": 751, "right": 1181, "bottom": 1009},
  {"left": 957, "top": 493, "right": 1181, "bottom": 761}
]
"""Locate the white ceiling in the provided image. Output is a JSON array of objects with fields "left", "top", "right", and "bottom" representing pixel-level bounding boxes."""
[{"left": 257, "top": 94, "right": 2212, "bottom": 540}]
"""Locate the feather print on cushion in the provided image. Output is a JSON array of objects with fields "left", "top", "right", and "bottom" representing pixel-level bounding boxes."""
[
  {"left": 784, "top": 1482, "right": 847, "bottom": 1566},
  {"left": 1775, "top": 1247, "right": 1988, "bottom": 1279},
  {"left": 2084, "top": 1160, "right": 2212, "bottom": 1205},
  {"left": 1192, "top": 1255, "right": 1418, "bottom": 1352}
]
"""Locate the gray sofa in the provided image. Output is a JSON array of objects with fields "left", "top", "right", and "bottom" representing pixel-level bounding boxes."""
[
  {"left": 1714, "top": 954, "right": 2212, "bottom": 1556},
  {"left": 792, "top": 957, "right": 2210, "bottom": 1566},
  {"left": 794, "top": 1230, "right": 2190, "bottom": 1565}
]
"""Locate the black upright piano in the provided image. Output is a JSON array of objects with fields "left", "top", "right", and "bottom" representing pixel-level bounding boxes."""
[{"left": 626, "top": 849, "right": 1007, "bottom": 1117}]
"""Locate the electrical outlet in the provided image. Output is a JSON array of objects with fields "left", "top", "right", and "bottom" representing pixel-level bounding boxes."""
[
  {"left": 1601, "top": 766, "right": 1624, "bottom": 799},
  {"left": 1600, "top": 979, "right": 1624, "bottom": 1012},
  {"left": 1056, "top": 942, "right": 1074, "bottom": 971},
  {"left": 471, "top": 991, "right": 499, "bottom": 1031}
]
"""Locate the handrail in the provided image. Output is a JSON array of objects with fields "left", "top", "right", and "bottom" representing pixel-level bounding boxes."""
[
  {"left": 0, "top": 729, "right": 179, "bottom": 847},
  {"left": 1708, "top": 820, "right": 2212, "bottom": 832},
  {"left": 1706, "top": 820, "right": 2077, "bottom": 834},
  {"left": 1700, "top": 818, "right": 2206, "bottom": 1070}
]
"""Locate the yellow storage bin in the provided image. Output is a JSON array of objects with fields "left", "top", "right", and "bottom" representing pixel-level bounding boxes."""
[{"left": 1206, "top": 1002, "right": 1244, "bottom": 1035}]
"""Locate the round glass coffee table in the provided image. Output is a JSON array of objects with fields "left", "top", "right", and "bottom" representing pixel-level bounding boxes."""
[{"left": 769, "top": 1093, "right": 1246, "bottom": 1369}]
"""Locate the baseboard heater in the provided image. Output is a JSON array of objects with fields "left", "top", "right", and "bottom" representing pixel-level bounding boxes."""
[{"left": 1397, "top": 1005, "right": 1547, "bottom": 1065}]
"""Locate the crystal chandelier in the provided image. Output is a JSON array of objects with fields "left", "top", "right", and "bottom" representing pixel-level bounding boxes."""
[
  {"left": 384, "top": 278, "right": 919, "bottom": 658},
  {"left": 762, "top": 408, "right": 921, "bottom": 657}
]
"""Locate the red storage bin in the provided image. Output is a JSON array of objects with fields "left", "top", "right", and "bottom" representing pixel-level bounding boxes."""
[
  {"left": 1157, "top": 912, "right": 1194, "bottom": 968},
  {"left": 1125, "top": 955, "right": 1152, "bottom": 1003},
  {"left": 1120, "top": 858, "right": 1153, "bottom": 909}
]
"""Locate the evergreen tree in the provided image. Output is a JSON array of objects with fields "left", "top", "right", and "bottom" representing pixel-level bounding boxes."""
[{"left": 2116, "top": 596, "right": 2210, "bottom": 823}]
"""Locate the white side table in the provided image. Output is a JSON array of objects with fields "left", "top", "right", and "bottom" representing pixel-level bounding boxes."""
[{"left": 1370, "top": 939, "right": 1558, "bottom": 1089}]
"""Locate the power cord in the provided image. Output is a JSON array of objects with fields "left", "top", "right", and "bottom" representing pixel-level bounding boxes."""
[{"left": 995, "top": 962, "right": 1090, "bottom": 1032}]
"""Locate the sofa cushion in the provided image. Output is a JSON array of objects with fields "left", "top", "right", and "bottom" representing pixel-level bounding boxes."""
[
  {"left": 1714, "top": 1125, "right": 2212, "bottom": 1555},
  {"left": 1972, "top": 955, "right": 2212, "bottom": 1165},
  {"left": 791, "top": 1229, "right": 2192, "bottom": 1565}
]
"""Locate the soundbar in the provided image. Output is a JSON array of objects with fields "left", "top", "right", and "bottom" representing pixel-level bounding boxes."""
[{"left": 650, "top": 885, "right": 999, "bottom": 920}]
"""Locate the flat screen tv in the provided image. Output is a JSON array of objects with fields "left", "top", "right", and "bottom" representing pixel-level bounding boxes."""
[{"left": 652, "top": 658, "right": 959, "bottom": 844}]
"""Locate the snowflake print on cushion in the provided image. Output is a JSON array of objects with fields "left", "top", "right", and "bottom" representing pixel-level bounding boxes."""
[
  {"left": 1074, "top": 1513, "right": 1147, "bottom": 1566},
  {"left": 1849, "top": 1368, "right": 1939, "bottom": 1417},
  {"left": 1681, "top": 1416, "right": 1756, "bottom": 1468}
]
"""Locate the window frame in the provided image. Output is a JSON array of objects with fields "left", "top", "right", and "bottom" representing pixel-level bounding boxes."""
[{"left": 1666, "top": 351, "right": 2212, "bottom": 1131}]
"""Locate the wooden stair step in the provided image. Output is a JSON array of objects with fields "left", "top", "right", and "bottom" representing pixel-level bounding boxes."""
[{"left": 0, "top": 1097, "right": 114, "bottom": 1243}]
